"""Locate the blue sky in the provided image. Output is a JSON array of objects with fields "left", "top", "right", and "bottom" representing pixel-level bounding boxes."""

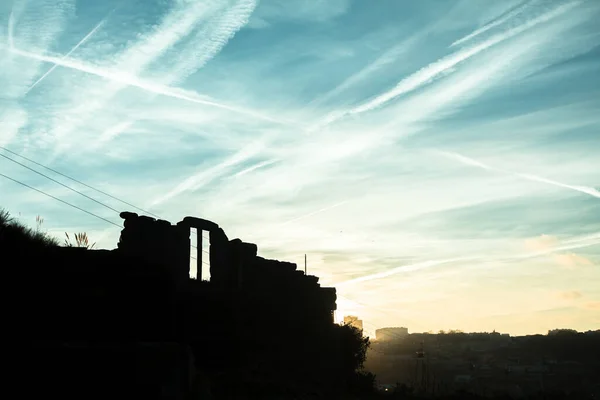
[{"left": 1, "top": 0, "right": 599, "bottom": 335}]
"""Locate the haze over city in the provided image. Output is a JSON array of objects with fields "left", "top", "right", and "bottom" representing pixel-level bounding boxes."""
[{"left": 1, "top": 0, "right": 599, "bottom": 337}]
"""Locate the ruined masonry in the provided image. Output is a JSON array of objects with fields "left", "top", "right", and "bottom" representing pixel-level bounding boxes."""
[{"left": 117, "top": 212, "right": 337, "bottom": 324}]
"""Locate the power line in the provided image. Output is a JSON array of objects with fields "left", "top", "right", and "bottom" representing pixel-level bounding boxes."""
[
  {"left": 189, "top": 256, "right": 210, "bottom": 266},
  {"left": 190, "top": 244, "right": 210, "bottom": 254},
  {"left": 0, "top": 152, "right": 121, "bottom": 214},
  {"left": 0, "top": 172, "right": 121, "bottom": 228},
  {"left": 191, "top": 230, "right": 210, "bottom": 238},
  {"left": 0, "top": 146, "right": 160, "bottom": 218}
]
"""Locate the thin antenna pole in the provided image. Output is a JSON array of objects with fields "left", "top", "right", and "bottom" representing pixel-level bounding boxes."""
[{"left": 304, "top": 254, "right": 307, "bottom": 275}]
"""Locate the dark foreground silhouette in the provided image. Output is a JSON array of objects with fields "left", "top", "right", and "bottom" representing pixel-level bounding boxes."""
[
  {"left": 2, "top": 209, "right": 371, "bottom": 399},
  {"left": 3, "top": 209, "right": 598, "bottom": 399}
]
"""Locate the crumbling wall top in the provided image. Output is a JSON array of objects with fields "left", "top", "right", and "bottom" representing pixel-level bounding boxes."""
[
  {"left": 179, "top": 217, "right": 219, "bottom": 231},
  {"left": 119, "top": 211, "right": 138, "bottom": 220}
]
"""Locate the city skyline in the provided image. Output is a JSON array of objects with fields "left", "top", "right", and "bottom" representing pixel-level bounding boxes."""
[
  {"left": 1, "top": 0, "right": 599, "bottom": 336},
  {"left": 340, "top": 313, "right": 598, "bottom": 339}
]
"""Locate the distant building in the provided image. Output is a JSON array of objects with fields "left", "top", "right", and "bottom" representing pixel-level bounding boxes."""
[
  {"left": 376, "top": 327, "right": 408, "bottom": 341},
  {"left": 343, "top": 315, "right": 363, "bottom": 331}
]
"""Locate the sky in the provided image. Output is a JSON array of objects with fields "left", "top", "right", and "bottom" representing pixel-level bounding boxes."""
[{"left": 1, "top": 0, "right": 599, "bottom": 336}]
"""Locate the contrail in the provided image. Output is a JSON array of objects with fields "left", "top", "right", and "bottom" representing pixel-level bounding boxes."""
[
  {"left": 336, "top": 232, "right": 600, "bottom": 287},
  {"left": 90, "top": 0, "right": 259, "bottom": 146},
  {"left": 48, "top": 0, "right": 287, "bottom": 151},
  {"left": 450, "top": 0, "right": 532, "bottom": 47},
  {"left": 278, "top": 201, "right": 350, "bottom": 227},
  {"left": 160, "top": 0, "right": 257, "bottom": 83},
  {"left": 336, "top": 256, "right": 476, "bottom": 287},
  {"left": 515, "top": 173, "right": 600, "bottom": 199},
  {"left": 113, "top": 1, "right": 218, "bottom": 72},
  {"left": 6, "top": 45, "right": 287, "bottom": 125},
  {"left": 563, "top": 232, "right": 600, "bottom": 244},
  {"left": 438, "top": 150, "right": 600, "bottom": 199},
  {"left": 96, "top": 120, "right": 135, "bottom": 144},
  {"left": 314, "top": 1, "right": 581, "bottom": 130},
  {"left": 310, "top": 32, "right": 423, "bottom": 108},
  {"left": 348, "top": 1, "right": 580, "bottom": 116},
  {"left": 233, "top": 159, "right": 279, "bottom": 178},
  {"left": 7, "top": 11, "right": 16, "bottom": 49},
  {"left": 514, "top": 235, "right": 600, "bottom": 260},
  {"left": 25, "top": 15, "right": 110, "bottom": 94},
  {"left": 251, "top": 200, "right": 352, "bottom": 239},
  {"left": 44, "top": 0, "right": 219, "bottom": 146},
  {"left": 147, "top": 136, "right": 271, "bottom": 208}
]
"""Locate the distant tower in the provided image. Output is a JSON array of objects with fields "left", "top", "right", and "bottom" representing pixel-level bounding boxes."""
[{"left": 414, "top": 341, "right": 429, "bottom": 395}]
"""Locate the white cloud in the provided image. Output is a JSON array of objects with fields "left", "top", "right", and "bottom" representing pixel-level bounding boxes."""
[
  {"left": 0, "top": 107, "right": 27, "bottom": 146},
  {"left": 247, "top": 0, "right": 350, "bottom": 28},
  {"left": 1, "top": 0, "right": 75, "bottom": 98}
]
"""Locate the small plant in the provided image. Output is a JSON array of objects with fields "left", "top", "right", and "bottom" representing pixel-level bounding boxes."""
[
  {"left": 64, "top": 232, "right": 96, "bottom": 249},
  {"left": 35, "top": 215, "right": 44, "bottom": 232},
  {"left": 0, "top": 208, "right": 59, "bottom": 247},
  {"left": 0, "top": 208, "right": 13, "bottom": 225}
]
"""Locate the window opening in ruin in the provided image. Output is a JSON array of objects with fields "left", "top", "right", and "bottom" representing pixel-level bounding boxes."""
[
  {"left": 190, "top": 228, "right": 211, "bottom": 281},
  {"left": 190, "top": 227, "right": 198, "bottom": 279},
  {"left": 202, "top": 230, "right": 211, "bottom": 282}
]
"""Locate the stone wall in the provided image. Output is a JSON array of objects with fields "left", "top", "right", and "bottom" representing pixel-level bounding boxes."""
[
  {"left": 244, "top": 255, "right": 337, "bottom": 324},
  {"left": 116, "top": 212, "right": 337, "bottom": 324},
  {"left": 118, "top": 212, "right": 190, "bottom": 287}
]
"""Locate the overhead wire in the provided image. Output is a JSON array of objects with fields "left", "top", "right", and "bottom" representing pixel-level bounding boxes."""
[
  {"left": 190, "top": 244, "right": 210, "bottom": 254},
  {"left": 0, "top": 172, "right": 121, "bottom": 228},
  {"left": 0, "top": 152, "right": 122, "bottom": 214},
  {"left": 1, "top": 148, "right": 208, "bottom": 268},
  {"left": 0, "top": 145, "right": 161, "bottom": 218}
]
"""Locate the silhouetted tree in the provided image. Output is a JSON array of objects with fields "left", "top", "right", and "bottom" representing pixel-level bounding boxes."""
[{"left": 336, "top": 323, "right": 371, "bottom": 373}]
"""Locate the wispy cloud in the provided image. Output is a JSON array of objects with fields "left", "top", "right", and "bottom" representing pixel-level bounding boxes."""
[
  {"left": 147, "top": 133, "right": 272, "bottom": 208},
  {"left": 91, "top": 0, "right": 259, "bottom": 146},
  {"left": 436, "top": 150, "right": 600, "bottom": 199},
  {"left": 2, "top": 0, "right": 75, "bottom": 98},
  {"left": 553, "top": 253, "right": 594, "bottom": 269},
  {"left": 450, "top": 0, "right": 531, "bottom": 47},
  {"left": 6, "top": 45, "right": 283, "bottom": 124},
  {"left": 336, "top": 231, "right": 600, "bottom": 287},
  {"left": 310, "top": 31, "right": 424, "bottom": 108},
  {"left": 232, "top": 159, "right": 279, "bottom": 178},
  {"left": 24, "top": 13, "right": 110, "bottom": 95},
  {"left": 0, "top": 107, "right": 28, "bottom": 146},
  {"left": 584, "top": 302, "right": 600, "bottom": 310},
  {"left": 12, "top": 0, "right": 272, "bottom": 153},
  {"left": 155, "top": 0, "right": 257, "bottom": 81},
  {"left": 319, "top": 1, "right": 582, "bottom": 126},
  {"left": 248, "top": 0, "right": 350, "bottom": 28},
  {"left": 557, "top": 290, "right": 583, "bottom": 300}
]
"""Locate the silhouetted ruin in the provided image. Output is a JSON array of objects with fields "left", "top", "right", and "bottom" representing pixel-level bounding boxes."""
[
  {"left": 10, "top": 210, "right": 355, "bottom": 399},
  {"left": 117, "top": 211, "right": 337, "bottom": 323}
]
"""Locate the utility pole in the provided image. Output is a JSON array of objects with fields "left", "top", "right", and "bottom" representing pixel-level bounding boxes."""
[{"left": 304, "top": 254, "right": 307, "bottom": 275}]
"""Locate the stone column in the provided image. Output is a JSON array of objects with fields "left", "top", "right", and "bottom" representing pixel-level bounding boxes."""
[
  {"left": 239, "top": 242, "right": 258, "bottom": 289},
  {"left": 208, "top": 228, "right": 229, "bottom": 286}
]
